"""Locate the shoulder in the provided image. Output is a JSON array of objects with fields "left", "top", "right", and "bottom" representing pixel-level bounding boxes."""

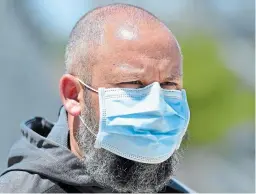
[{"left": 0, "top": 170, "right": 56, "bottom": 193}]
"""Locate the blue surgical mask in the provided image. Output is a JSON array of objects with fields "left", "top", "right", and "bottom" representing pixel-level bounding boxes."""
[{"left": 77, "top": 79, "right": 190, "bottom": 164}]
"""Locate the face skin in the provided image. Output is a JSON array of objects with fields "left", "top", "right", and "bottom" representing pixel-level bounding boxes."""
[{"left": 59, "top": 15, "right": 183, "bottom": 193}]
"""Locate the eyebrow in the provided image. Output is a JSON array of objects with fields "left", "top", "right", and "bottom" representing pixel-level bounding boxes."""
[
  {"left": 113, "top": 63, "right": 183, "bottom": 82},
  {"left": 165, "top": 73, "right": 183, "bottom": 81}
]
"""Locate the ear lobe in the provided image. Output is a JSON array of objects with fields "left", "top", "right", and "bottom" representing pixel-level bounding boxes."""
[
  {"left": 59, "top": 74, "right": 82, "bottom": 116},
  {"left": 65, "top": 99, "right": 81, "bottom": 116}
]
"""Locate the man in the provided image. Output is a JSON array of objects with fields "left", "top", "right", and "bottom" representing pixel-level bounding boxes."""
[{"left": 0, "top": 4, "right": 192, "bottom": 193}]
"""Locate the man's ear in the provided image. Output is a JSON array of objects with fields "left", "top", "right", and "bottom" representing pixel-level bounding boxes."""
[{"left": 59, "top": 74, "right": 82, "bottom": 116}]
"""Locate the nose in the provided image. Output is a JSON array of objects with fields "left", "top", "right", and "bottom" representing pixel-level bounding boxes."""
[{"left": 147, "top": 82, "right": 166, "bottom": 115}]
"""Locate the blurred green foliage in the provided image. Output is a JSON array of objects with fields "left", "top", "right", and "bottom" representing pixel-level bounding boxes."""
[{"left": 180, "top": 33, "right": 255, "bottom": 144}]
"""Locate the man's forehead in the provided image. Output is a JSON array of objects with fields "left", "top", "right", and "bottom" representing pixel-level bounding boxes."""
[
  {"left": 100, "top": 22, "right": 180, "bottom": 61},
  {"left": 100, "top": 37, "right": 180, "bottom": 65},
  {"left": 92, "top": 15, "right": 182, "bottom": 82},
  {"left": 96, "top": 39, "right": 182, "bottom": 80},
  {"left": 100, "top": 58, "right": 182, "bottom": 82}
]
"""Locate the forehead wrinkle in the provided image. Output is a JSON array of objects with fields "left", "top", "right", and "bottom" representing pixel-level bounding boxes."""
[
  {"left": 116, "top": 63, "right": 143, "bottom": 77},
  {"left": 104, "top": 62, "right": 144, "bottom": 83},
  {"left": 115, "top": 63, "right": 143, "bottom": 70},
  {"left": 158, "top": 57, "right": 182, "bottom": 79}
]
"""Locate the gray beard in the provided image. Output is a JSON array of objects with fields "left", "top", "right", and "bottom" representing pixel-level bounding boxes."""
[{"left": 76, "top": 92, "right": 183, "bottom": 193}]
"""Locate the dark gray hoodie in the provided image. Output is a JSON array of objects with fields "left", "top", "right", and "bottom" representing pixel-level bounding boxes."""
[{"left": 0, "top": 107, "right": 194, "bottom": 193}]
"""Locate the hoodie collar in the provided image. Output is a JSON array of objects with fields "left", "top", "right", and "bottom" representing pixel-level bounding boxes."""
[
  {"left": 47, "top": 106, "right": 69, "bottom": 147},
  {"left": 2, "top": 107, "right": 99, "bottom": 188},
  {"left": 2, "top": 107, "right": 193, "bottom": 193}
]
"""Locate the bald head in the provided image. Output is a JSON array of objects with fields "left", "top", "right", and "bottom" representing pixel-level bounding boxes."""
[{"left": 65, "top": 3, "right": 181, "bottom": 84}]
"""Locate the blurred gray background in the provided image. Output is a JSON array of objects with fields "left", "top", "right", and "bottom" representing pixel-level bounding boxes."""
[{"left": 0, "top": 0, "right": 255, "bottom": 193}]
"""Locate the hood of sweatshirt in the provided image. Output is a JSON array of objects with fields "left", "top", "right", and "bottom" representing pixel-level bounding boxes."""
[{"left": 1, "top": 107, "right": 193, "bottom": 193}]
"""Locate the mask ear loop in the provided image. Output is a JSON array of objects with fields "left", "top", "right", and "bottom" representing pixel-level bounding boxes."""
[
  {"left": 76, "top": 78, "right": 98, "bottom": 137},
  {"left": 77, "top": 78, "right": 98, "bottom": 93},
  {"left": 79, "top": 115, "right": 97, "bottom": 136}
]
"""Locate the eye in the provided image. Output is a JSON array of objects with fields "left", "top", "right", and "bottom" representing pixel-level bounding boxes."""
[
  {"left": 162, "top": 82, "right": 177, "bottom": 86},
  {"left": 160, "top": 82, "right": 178, "bottom": 89},
  {"left": 129, "top": 80, "right": 143, "bottom": 85},
  {"left": 119, "top": 80, "right": 143, "bottom": 88}
]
